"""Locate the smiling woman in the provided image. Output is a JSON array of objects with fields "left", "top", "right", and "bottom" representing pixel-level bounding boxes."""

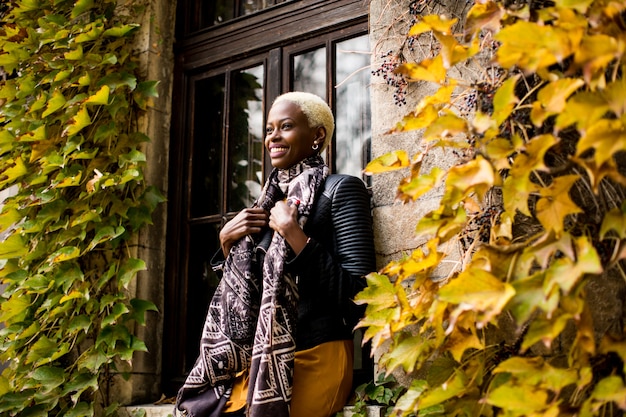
[
  {"left": 175, "top": 92, "right": 376, "bottom": 417},
  {"left": 165, "top": 0, "right": 372, "bottom": 403}
]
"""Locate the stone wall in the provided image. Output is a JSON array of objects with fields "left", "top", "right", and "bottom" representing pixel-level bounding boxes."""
[{"left": 108, "top": 0, "right": 178, "bottom": 406}]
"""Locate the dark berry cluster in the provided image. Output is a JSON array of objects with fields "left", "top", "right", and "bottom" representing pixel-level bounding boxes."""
[{"left": 371, "top": 50, "right": 409, "bottom": 106}]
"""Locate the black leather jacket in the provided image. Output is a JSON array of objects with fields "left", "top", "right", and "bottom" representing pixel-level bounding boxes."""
[
  {"left": 288, "top": 174, "right": 376, "bottom": 350},
  {"left": 212, "top": 174, "right": 376, "bottom": 351}
]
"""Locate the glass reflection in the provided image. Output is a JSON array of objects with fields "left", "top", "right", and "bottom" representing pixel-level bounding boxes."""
[
  {"left": 293, "top": 47, "right": 326, "bottom": 99},
  {"left": 190, "top": 75, "right": 225, "bottom": 218},
  {"left": 335, "top": 35, "right": 371, "bottom": 179},
  {"left": 228, "top": 65, "right": 265, "bottom": 212}
]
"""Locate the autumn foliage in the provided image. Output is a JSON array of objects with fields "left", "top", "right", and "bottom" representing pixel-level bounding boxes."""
[{"left": 359, "top": 0, "right": 626, "bottom": 415}]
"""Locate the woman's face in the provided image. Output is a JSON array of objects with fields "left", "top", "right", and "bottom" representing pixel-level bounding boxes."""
[{"left": 265, "top": 100, "right": 324, "bottom": 169}]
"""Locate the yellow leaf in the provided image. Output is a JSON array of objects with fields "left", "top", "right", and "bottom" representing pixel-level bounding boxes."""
[
  {"left": 60, "top": 290, "right": 86, "bottom": 304},
  {"left": 492, "top": 75, "right": 520, "bottom": 126},
  {"left": 577, "top": 119, "right": 626, "bottom": 167},
  {"left": 0, "top": 156, "right": 28, "bottom": 187},
  {"left": 555, "top": 237, "right": 602, "bottom": 292},
  {"left": 574, "top": 34, "right": 620, "bottom": 84},
  {"left": 486, "top": 381, "right": 550, "bottom": 413},
  {"left": 444, "top": 156, "right": 495, "bottom": 204},
  {"left": 423, "top": 112, "right": 468, "bottom": 142},
  {"left": 600, "top": 207, "right": 626, "bottom": 239},
  {"left": 85, "top": 85, "right": 110, "bottom": 106},
  {"left": 64, "top": 44, "right": 84, "bottom": 60},
  {"left": 555, "top": 91, "right": 609, "bottom": 132},
  {"left": 445, "top": 325, "right": 483, "bottom": 362},
  {"left": 18, "top": 124, "right": 46, "bottom": 142},
  {"left": 465, "top": 2, "right": 503, "bottom": 36},
  {"left": 495, "top": 21, "right": 576, "bottom": 73},
  {"left": 397, "top": 166, "right": 446, "bottom": 202},
  {"left": 63, "top": 106, "right": 92, "bottom": 137},
  {"left": 536, "top": 175, "right": 583, "bottom": 234},
  {"left": 391, "top": 105, "right": 439, "bottom": 133},
  {"left": 435, "top": 33, "right": 474, "bottom": 68},
  {"left": 409, "top": 15, "right": 457, "bottom": 36},
  {"left": 601, "top": 76, "right": 626, "bottom": 117},
  {"left": 439, "top": 267, "right": 515, "bottom": 329},
  {"left": 395, "top": 55, "right": 446, "bottom": 83},
  {"left": 554, "top": 0, "right": 593, "bottom": 13},
  {"left": 364, "top": 150, "right": 410, "bottom": 174},
  {"left": 530, "top": 78, "right": 584, "bottom": 127}
]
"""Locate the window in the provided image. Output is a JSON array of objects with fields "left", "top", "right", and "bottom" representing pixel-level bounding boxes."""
[{"left": 164, "top": 0, "right": 371, "bottom": 395}]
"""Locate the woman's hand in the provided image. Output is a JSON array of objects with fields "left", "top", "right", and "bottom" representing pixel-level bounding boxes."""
[
  {"left": 269, "top": 200, "right": 308, "bottom": 255},
  {"left": 219, "top": 208, "right": 269, "bottom": 256}
]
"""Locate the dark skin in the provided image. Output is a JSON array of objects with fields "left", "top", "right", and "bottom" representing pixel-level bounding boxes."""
[{"left": 219, "top": 100, "right": 326, "bottom": 257}]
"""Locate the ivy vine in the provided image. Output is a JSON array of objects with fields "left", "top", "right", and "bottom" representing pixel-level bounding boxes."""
[
  {"left": 0, "top": 0, "right": 163, "bottom": 416},
  {"left": 361, "top": 0, "right": 626, "bottom": 415}
]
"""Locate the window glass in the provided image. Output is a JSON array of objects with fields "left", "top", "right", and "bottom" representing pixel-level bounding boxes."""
[
  {"left": 293, "top": 47, "right": 326, "bottom": 99},
  {"left": 335, "top": 35, "right": 371, "bottom": 179},
  {"left": 228, "top": 65, "right": 265, "bottom": 212},
  {"left": 190, "top": 75, "right": 225, "bottom": 218}
]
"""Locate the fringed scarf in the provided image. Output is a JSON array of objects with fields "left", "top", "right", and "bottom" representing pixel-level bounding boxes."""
[{"left": 176, "top": 155, "right": 328, "bottom": 417}]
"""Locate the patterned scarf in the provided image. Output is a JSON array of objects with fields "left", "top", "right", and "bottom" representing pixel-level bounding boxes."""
[{"left": 176, "top": 155, "right": 328, "bottom": 417}]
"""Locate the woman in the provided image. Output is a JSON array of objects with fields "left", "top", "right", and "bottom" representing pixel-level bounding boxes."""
[{"left": 176, "top": 92, "right": 376, "bottom": 417}]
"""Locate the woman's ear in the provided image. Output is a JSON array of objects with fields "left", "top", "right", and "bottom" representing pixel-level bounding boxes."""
[{"left": 314, "top": 126, "right": 326, "bottom": 144}]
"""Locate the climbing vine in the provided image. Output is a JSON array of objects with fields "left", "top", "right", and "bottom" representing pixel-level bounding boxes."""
[
  {"left": 360, "top": 0, "right": 626, "bottom": 415},
  {"left": 0, "top": 1, "right": 162, "bottom": 416}
]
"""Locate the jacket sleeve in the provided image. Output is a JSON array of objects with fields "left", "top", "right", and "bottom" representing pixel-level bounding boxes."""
[{"left": 286, "top": 175, "right": 377, "bottom": 326}]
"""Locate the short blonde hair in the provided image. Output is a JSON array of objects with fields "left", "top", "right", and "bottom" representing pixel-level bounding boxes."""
[{"left": 273, "top": 92, "right": 334, "bottom": 152}]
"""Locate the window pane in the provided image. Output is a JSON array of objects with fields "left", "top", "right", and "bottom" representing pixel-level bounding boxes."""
[
  {"left": 201, "top": 1, "right": 234, "bottom": 27},
  {"left": 335, "top": 35, "right": 371, "bottom": 178},
  {"left": 184, "top": 223, "right": 221, "bottom": 371},
  {"left": 190, "top": 75, "right": 225, "bottom": 218},
  {"left": 293, "top": 47, "right": 326, "bottom": 99},
  {"left": 228, "top": 65, "right": 265, "bottom": 212}
]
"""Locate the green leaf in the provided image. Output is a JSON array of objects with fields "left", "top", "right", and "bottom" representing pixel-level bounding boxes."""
[
  {"left": 26, "top": 336, "right": 57, "bottom": 365},
  {"left": 103, "top": 24, "right": 140, "bottom": 38},
  {"left": 102, "top": 302, "right": 129, "bottom": 326},
  {"left": 0, "top": 233, "right": 28, "bottom": 259},
  {"left": 71, "top": 0, "right": 95, "bottom": 18},
  {"left": 68, "top": 315, "right": 92, "bottom": 334},
  {"left": 0, "top": 292, "right": 32, "bottom": 322},
  {"left": 118, "top": 258, "right": 146, "bottom": 289},
  {"left": 129, "top": 298, "right": 159, "bottom": 325},
  {"left": 87, "top": 225, "right": 125, "bottom": 250},
  {"left": 30, "top": 366, "right": 66, "bottom": 391},
  {"left": 63, "top": 401, "right": 93, "bottom": 417}
]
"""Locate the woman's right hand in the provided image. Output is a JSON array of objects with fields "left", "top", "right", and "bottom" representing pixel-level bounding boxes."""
[{"left": 219, "top": 208, "right": 269, "bottom": 256}]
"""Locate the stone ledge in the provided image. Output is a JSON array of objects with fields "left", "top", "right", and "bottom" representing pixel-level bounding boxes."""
[{"left": 119, "top": 404, "right": 385, "bottom": 417}]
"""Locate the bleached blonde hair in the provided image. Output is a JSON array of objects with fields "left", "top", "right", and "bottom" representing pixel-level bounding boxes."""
[{"left": 273, "top": 92, "right": 335, "bottom": 152}]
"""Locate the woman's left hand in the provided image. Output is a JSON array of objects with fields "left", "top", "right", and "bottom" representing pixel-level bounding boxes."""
[{"left": 269, "top": 200, "right": 308, "bottom": 254}]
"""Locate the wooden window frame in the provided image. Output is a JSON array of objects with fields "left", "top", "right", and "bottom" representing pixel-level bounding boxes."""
[{"left": 164, "top": 0, "right": 370, "bottom": 395}]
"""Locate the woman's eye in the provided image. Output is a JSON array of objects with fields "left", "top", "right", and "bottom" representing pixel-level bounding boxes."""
[
  {"left": 282, "top": 123, "right": 292, "bottom": 129},
  {"left": 265, "top": 127, "right": 274, "bottom": 135}
]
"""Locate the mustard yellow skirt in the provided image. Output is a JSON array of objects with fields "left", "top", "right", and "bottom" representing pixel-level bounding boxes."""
[{"left": 223, "top": 340, "right": 354, "bottom": 417}]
